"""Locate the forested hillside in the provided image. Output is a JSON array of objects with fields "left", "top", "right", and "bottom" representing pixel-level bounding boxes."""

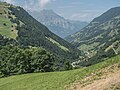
[
  {"left": 66, "top": 7, "right": 120, "bottom": 66},
  {"left": 0, "top": 2, "right": 80, "bottom": 71}
]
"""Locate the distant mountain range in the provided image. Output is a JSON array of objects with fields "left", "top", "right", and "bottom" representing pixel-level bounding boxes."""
[
  {"left": 29, "top": 10, "right": 88, "bottom": 38},
  {"left": 65, "top": 7, "right": 120, "bottom": 66}
]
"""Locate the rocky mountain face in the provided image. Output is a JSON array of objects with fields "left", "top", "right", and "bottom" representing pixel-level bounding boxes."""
[
  {"left": 29, "top": 10, "right": 88, "bottom": 38},
  {"left": 65, "top": 7, "right": 120, "bottom": 66}
]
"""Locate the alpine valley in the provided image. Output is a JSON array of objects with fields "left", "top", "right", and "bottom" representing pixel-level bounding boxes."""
[
  {"left": 65, "top": 7, "right": 120, "bottom": 66},
  {"left": 0, "top": 1, "right": 120, "bottom": 90}
]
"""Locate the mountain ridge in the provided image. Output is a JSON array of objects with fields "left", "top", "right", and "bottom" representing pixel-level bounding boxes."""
[
  {"left": 29, "top": 9, "right": 88, "bottom": 38},
  {"left": 65, "top": 7, "right": 120, "bottom": 66}
]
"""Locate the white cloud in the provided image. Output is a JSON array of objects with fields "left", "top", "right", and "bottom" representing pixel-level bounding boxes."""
[
  {"left": 39, "top": 0, "right": 56, "bottom": 9},
  {"left": 5, "top": 0, "right": 11, "bottom": 3},
  {"left": 70, "top": 12, "right": 99, "bottom": 22},
  {"left": 70, "top": 13, "right": 89, "bottom": 21},
  {"left": 68, "top": 9, "right": 103, "bottom": 21},
  {"left": 1, "top": 0, "right": 14, "bottom": 4},
  {"left": 71, "top": 13, "right": 88, "bottom": 18},
  {"left": 0, "top": 0, "right": 55, "bottom": 11},
  {"left": 39, "top": 0, "right": 51, "bottom": 8}
]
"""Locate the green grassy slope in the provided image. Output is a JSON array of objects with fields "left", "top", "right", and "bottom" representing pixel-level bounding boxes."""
[
  {"left": 0, "top": 54, "right": 120, "bottom": 90},
  {"left": 0, "top": 2, "right": 18, "bottom": 39}
]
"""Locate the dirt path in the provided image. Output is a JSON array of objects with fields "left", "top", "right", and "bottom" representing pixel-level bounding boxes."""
[
  {"left": 76, "top": 70, "right": 120, "bottom": 90},
  {"left": 67, "top": 64, "right": 120, "bottom": 90},
  {"left": 67, "top": 65, "right": 120, "bottom": 90}
]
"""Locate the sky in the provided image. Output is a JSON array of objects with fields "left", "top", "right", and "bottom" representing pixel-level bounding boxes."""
[{"left": 0, "top": 0, "right": 120, "bottom": 22}]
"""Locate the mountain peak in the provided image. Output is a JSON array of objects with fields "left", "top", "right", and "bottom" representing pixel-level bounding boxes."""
[
  {"left": 30, "top": 9, "right": 64, "bottom": 20},
  {"left": 29, "top": 9, "right": 88, "bottom": 38}
]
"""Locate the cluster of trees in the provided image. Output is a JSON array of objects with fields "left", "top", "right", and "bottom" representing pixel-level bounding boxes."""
[
  {"left": 0, "top": 35, "right": 54, "bottom": 77},
  {"left": 0, "top": 45, "right": 54, "bottom": 77},
  {"left": 0, "top": 34, "right": 17, "bottom": 46},
  {"left": 0, "top": 34, "right": 74, "bottom": 77}
]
